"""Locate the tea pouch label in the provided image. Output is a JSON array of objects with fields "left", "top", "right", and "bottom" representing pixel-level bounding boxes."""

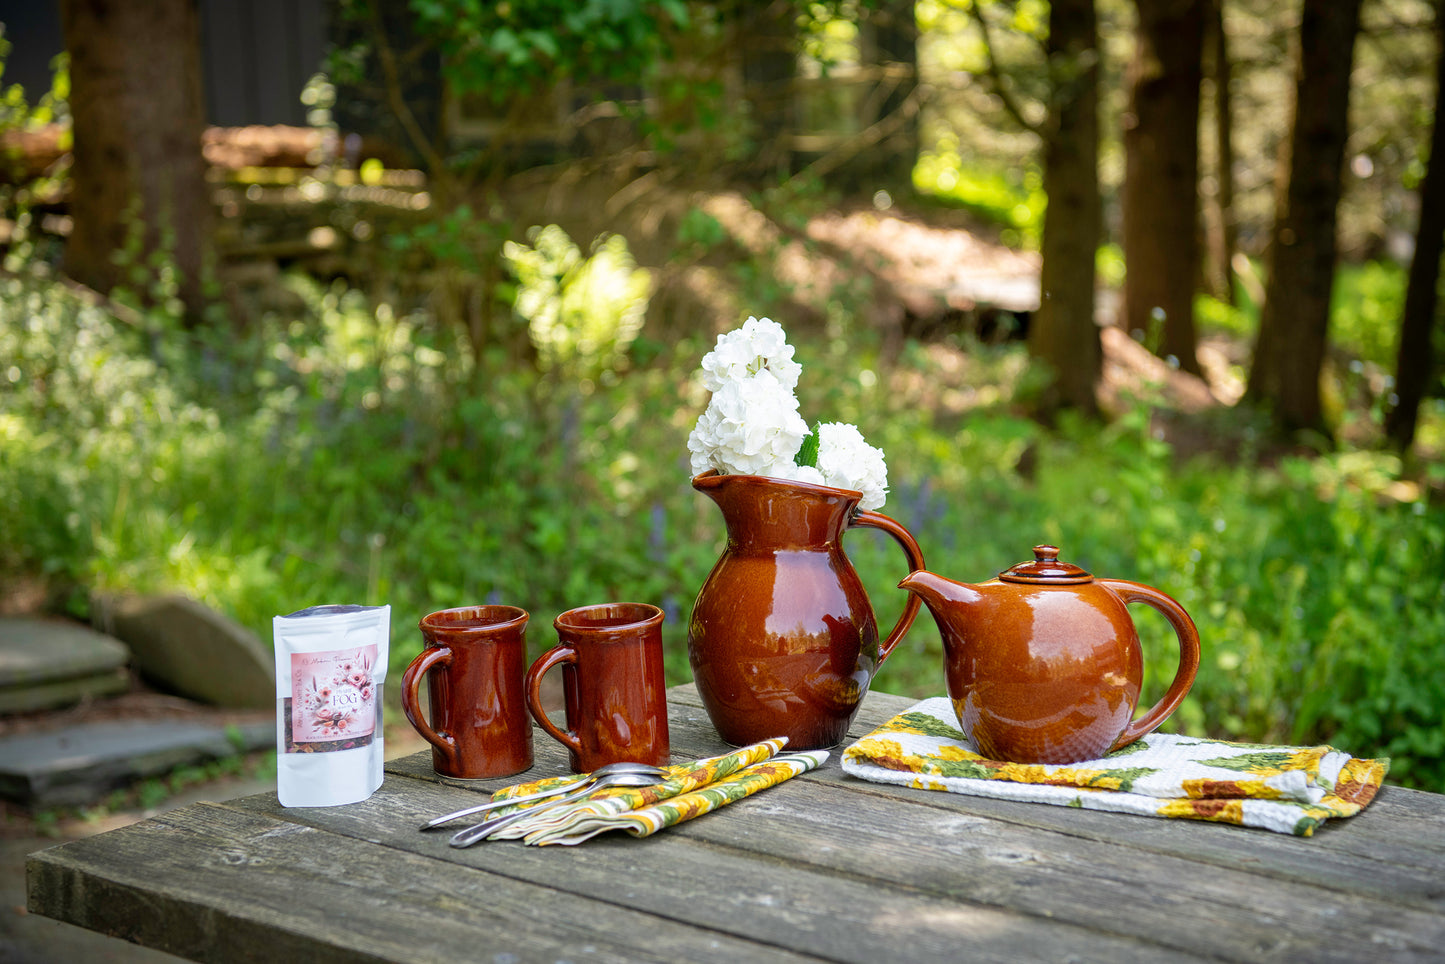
[{"left": 274, "top": 604, "right": 390, "bottom": 807}]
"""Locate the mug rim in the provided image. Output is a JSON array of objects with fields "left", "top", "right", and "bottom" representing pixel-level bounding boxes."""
[
  {"left": 553, "top": 601, "right": 662, "bottom": 633},
  {"left": 420, "top": 604, "right": 529, "bottom": 634}
]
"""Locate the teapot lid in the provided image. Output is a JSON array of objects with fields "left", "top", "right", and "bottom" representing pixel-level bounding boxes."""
[{"left": 999, "top": 545, "right": 1093, "bottom": 584}]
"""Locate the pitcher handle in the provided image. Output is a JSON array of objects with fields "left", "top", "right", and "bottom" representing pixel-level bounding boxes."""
[
  {"left": 401, "top": 646, "right": 459, "bottom": 771},
  {"left": 1099, "top": 579, "right": 1202, "bottom": 752},
  {"left": 851, "top": 509, "right": 927, "bottom": 664}
]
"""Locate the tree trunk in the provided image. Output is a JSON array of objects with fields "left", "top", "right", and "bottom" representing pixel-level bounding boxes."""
[
  {"left": 60, "top": 0, "right": 214, "bottom": 326},
  {"left": 1385, "top": 7, "right": 1445, "bottom": 453},
  {"left": 1030, "top": 0, "right": 1102, "bottom": 417},
  {"left": 1202, "top": 0, "right": 1238, "bottom": 305},
  {"left": 737, "top": 0, "right": 799, "bottom": 182},
  {"left": 1246, "top": 0, "right": 1363, "bottom": 438},
  {"left": 1120, "top": 0, "right": 1205, "bottom": 376}
]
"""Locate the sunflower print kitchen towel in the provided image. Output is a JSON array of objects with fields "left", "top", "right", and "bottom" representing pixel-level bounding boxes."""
[
  {"left": 487, "top": 737, "right": 786, "bottom": 816},
  {"left": 841, "top": 697, "right": 1389, "bottom": 836},
  {"left": 528, "top": 750, "right": 829, "bottom": 846},
  {"left": 479, "top": 738, "right": 820, "bottom": 844}
]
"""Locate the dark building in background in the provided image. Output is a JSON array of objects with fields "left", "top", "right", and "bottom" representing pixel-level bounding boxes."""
[{"left": 2, "top": 0, "right": 328, "bottom": 127}]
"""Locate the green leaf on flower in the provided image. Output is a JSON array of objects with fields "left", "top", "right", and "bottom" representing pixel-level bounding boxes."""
[{"left": 796, "top": 421, "right": 822, "bottom": 467}]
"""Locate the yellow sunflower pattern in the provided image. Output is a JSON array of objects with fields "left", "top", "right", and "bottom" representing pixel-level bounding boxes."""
[
  {"left": 529, "top": 751, "right": 829, "bottom": 846},
  {"left": 473, "top": 739, "right": 824, "bottom": 845},
  {"left": 841, "top": 697, "right": 1389, "bottom": 836}
]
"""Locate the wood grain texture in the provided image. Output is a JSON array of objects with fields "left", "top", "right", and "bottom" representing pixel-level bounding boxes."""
[
  {"left": 231, "top": 782, "right": 1194, "bottom": 964},
  {"left": 28, "top": 684, "right": 1445, "bottom": 964}
]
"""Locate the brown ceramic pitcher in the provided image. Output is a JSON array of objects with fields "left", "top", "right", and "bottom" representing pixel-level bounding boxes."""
[
  {"left": 688, "top": 471, "right": 926, "bottom": 750},
  {"left": 402, "top": 605, "right": 534, "bottom": 780},
  {"left": 525, "top": 602, "right": 671, "bottom": 773},
  {"left": 900, "top": 545, "right": 1201, "bottom": 765}
]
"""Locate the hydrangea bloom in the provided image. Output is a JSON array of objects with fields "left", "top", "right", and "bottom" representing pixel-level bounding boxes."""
[
  {"left": 771, "top": 462, "right": 826, "bottom": 486},
  {"left": 699, "top": 316, "right": 802, "bottom": 392},
  {"left": 687, "top": 368, "right": 808, "bottom": 477},
  {"left": 814, "top": 422, "right": 889, "bottom": 510},
  {"left": 688, "top": 318, "right": 888, "bottom": 509}
]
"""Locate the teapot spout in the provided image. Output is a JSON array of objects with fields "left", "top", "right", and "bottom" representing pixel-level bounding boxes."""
[{"left": 898, "top": 570, "right": 986, "bottom": 615}]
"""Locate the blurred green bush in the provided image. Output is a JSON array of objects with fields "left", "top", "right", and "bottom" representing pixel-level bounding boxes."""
[{"left": 1, "top": 242, "right": 1441, "bottom": 791}]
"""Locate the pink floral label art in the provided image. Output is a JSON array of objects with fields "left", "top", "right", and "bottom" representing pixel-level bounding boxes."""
[{"left": 286, "top": 645, "right": 378, "bottom": 753}]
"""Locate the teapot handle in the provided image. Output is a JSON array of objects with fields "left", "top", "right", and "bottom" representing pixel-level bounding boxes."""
[
  {"left": 1099, "top": 579, "right": 1202, "bottom": 753},
  {"left": 850, "top": 509, "right": 927, "bottom": 665}
]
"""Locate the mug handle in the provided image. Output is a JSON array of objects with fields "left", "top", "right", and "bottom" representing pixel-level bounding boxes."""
[
  {"left": 525, "top": 643, "right": 582, "bottom": 757},
  {"left": 850, "top": 509, "right": 927, "bottom": 665},
  {"left": 401, "top": 646, "right": 459, "bottom": 770},
  {"left": 1100, "top": 579, "right": 1202, "bottom": 752}
]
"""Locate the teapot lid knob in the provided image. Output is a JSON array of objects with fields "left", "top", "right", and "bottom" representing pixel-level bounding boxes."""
[{"left": 999, "top": 545, "right": 1093, "bottom": 584}]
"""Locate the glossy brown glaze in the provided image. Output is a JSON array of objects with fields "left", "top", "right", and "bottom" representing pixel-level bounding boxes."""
[
  {"left": 900, "top": 546, "right": 1201, "bottom": 764},
  {"left": 525, "top": 602, "right": 671, "bottom": 773},
  {"left": 402, "top": 605, "right": 534, "bottom": 780},
  {"left": 688, "top": 471, "right": 926, "bottom": 750}
]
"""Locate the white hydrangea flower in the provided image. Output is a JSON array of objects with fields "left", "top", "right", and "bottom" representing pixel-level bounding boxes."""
[
  {"left": 771, "top": 462, "right": 827, "bottom": 486},
  {"left": 815, "top": 422, "right": 889, "bottom": 510},
  {"left": 699, "top": 316, "right": 802, "bottom": 393},
  {"left": 687, "top": 369, "right": 809, "bottom": 477}
]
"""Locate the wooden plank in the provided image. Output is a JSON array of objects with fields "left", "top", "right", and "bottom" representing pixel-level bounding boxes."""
[
  {"left": 26, "top": 803, "right": 816, "bottom": 964},
  {"left": 394, "top": 687, "right": 1445, "bottom": 909},
  {"left": 385, "top": 687, "right": 1445, "bottom": 961},
  {"left": 672, "top": 685, "right": 1445, "bottom": 873},
  {"left": 430, "top": 727, "right": 1445, "bottom": 962},
  {"left": 258, "top": 756, "right": 1444, "bottom": 963},
  {"left": 230, "top": 779, "right": 1203, "bottom": 964},
  {"left": 665, "top": 774, "right": 1445, "bottom": 963},
  {"left": 837, "top": 698, "right": 1445, "bottom": 873},
  {"left": 27, "top": 680, "right": 1445, "bottom": 964}
]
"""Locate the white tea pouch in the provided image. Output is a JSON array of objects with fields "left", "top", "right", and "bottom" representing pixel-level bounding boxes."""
[{"left": 273, "top": 604, "right": 390, "bottom": 807}]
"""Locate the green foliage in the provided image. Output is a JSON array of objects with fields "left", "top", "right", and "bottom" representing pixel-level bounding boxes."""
[
  {"left": 913, "top": 144, "right": 1045, "bottom": 248},
  {"left": 503, "top": 225, "right": 652, "bottom": 382},
  {"left": 385, "top": 203, "right": 504, "bottom": 275},
  {"left": 0, "top": 32, "right": 68, "bottom": 132},
  {"left": 1194, "top": 291, "right": 1254, "bottom": 338},
  {"left": 2, "top": 250, "right": 1442, "bottom": 792},
  {"left": 675, "top": 208, "right": 727, "bottom": 253},
  {"left": 402, "top": 0, "right": 688, "bottom": 107},
  {"left": 1096, "top": 243, "right": 1126, "bottom": 289},
  {"left": 1330, "top": 260, "right": 1405, "bottom": 369}
]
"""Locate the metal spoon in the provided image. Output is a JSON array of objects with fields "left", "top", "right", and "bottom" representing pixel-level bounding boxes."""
[
  {"left": 419, "top": 762, "right": 670, "bottom": 831},
  {"left": 448, "top": 770, "right": 669, "bottom": 848}
]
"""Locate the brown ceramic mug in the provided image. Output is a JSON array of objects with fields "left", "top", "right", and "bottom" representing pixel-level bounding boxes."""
[
  {"left": 402, "top": 605, "right": 534, "bottom": 780},
  {"left": 525, "top": 602, "right": 671, "bottom": 773}
]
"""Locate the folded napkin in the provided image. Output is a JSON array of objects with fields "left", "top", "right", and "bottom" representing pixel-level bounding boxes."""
[
  {"left": 841, "top": 697, "right": 1389, "bottom": 836},
  {"left": 529, "top": 750, "right": 828, "bottom": 846},
  {"left": 484, "top": 739, "right": 826, "bottom": 845}
]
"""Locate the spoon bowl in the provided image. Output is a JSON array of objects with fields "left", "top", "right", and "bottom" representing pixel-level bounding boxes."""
[{"left": 420, "top": 762, "right": 670, "bottom": 831}]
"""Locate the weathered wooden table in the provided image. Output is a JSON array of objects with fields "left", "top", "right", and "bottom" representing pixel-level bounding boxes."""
[{"left": 26, "top": 684, "right": 1445, "bottom": 962}]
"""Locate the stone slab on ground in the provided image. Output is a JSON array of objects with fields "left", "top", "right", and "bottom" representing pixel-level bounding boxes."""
[
  {"left": 91, "top": 594, "right": 273, "bottom": 709},
  {"left": 0, "top": 617, "right": 131, "bottom": 714},
  {"left": 0, "top": 717, "right": 273, "bottom": 808}
]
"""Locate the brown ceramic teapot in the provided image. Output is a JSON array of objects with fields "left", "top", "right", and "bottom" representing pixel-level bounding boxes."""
[{"left": 899, "top": 545, "right": 1200, "bottom": 765}]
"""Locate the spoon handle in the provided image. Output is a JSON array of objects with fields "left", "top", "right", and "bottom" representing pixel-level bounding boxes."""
[
  {"left": 449, "top": 781, "right": 596, "bottom": 847},
  {"left": 420, "top": 776, "right": 588, "bottom": 830}
]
